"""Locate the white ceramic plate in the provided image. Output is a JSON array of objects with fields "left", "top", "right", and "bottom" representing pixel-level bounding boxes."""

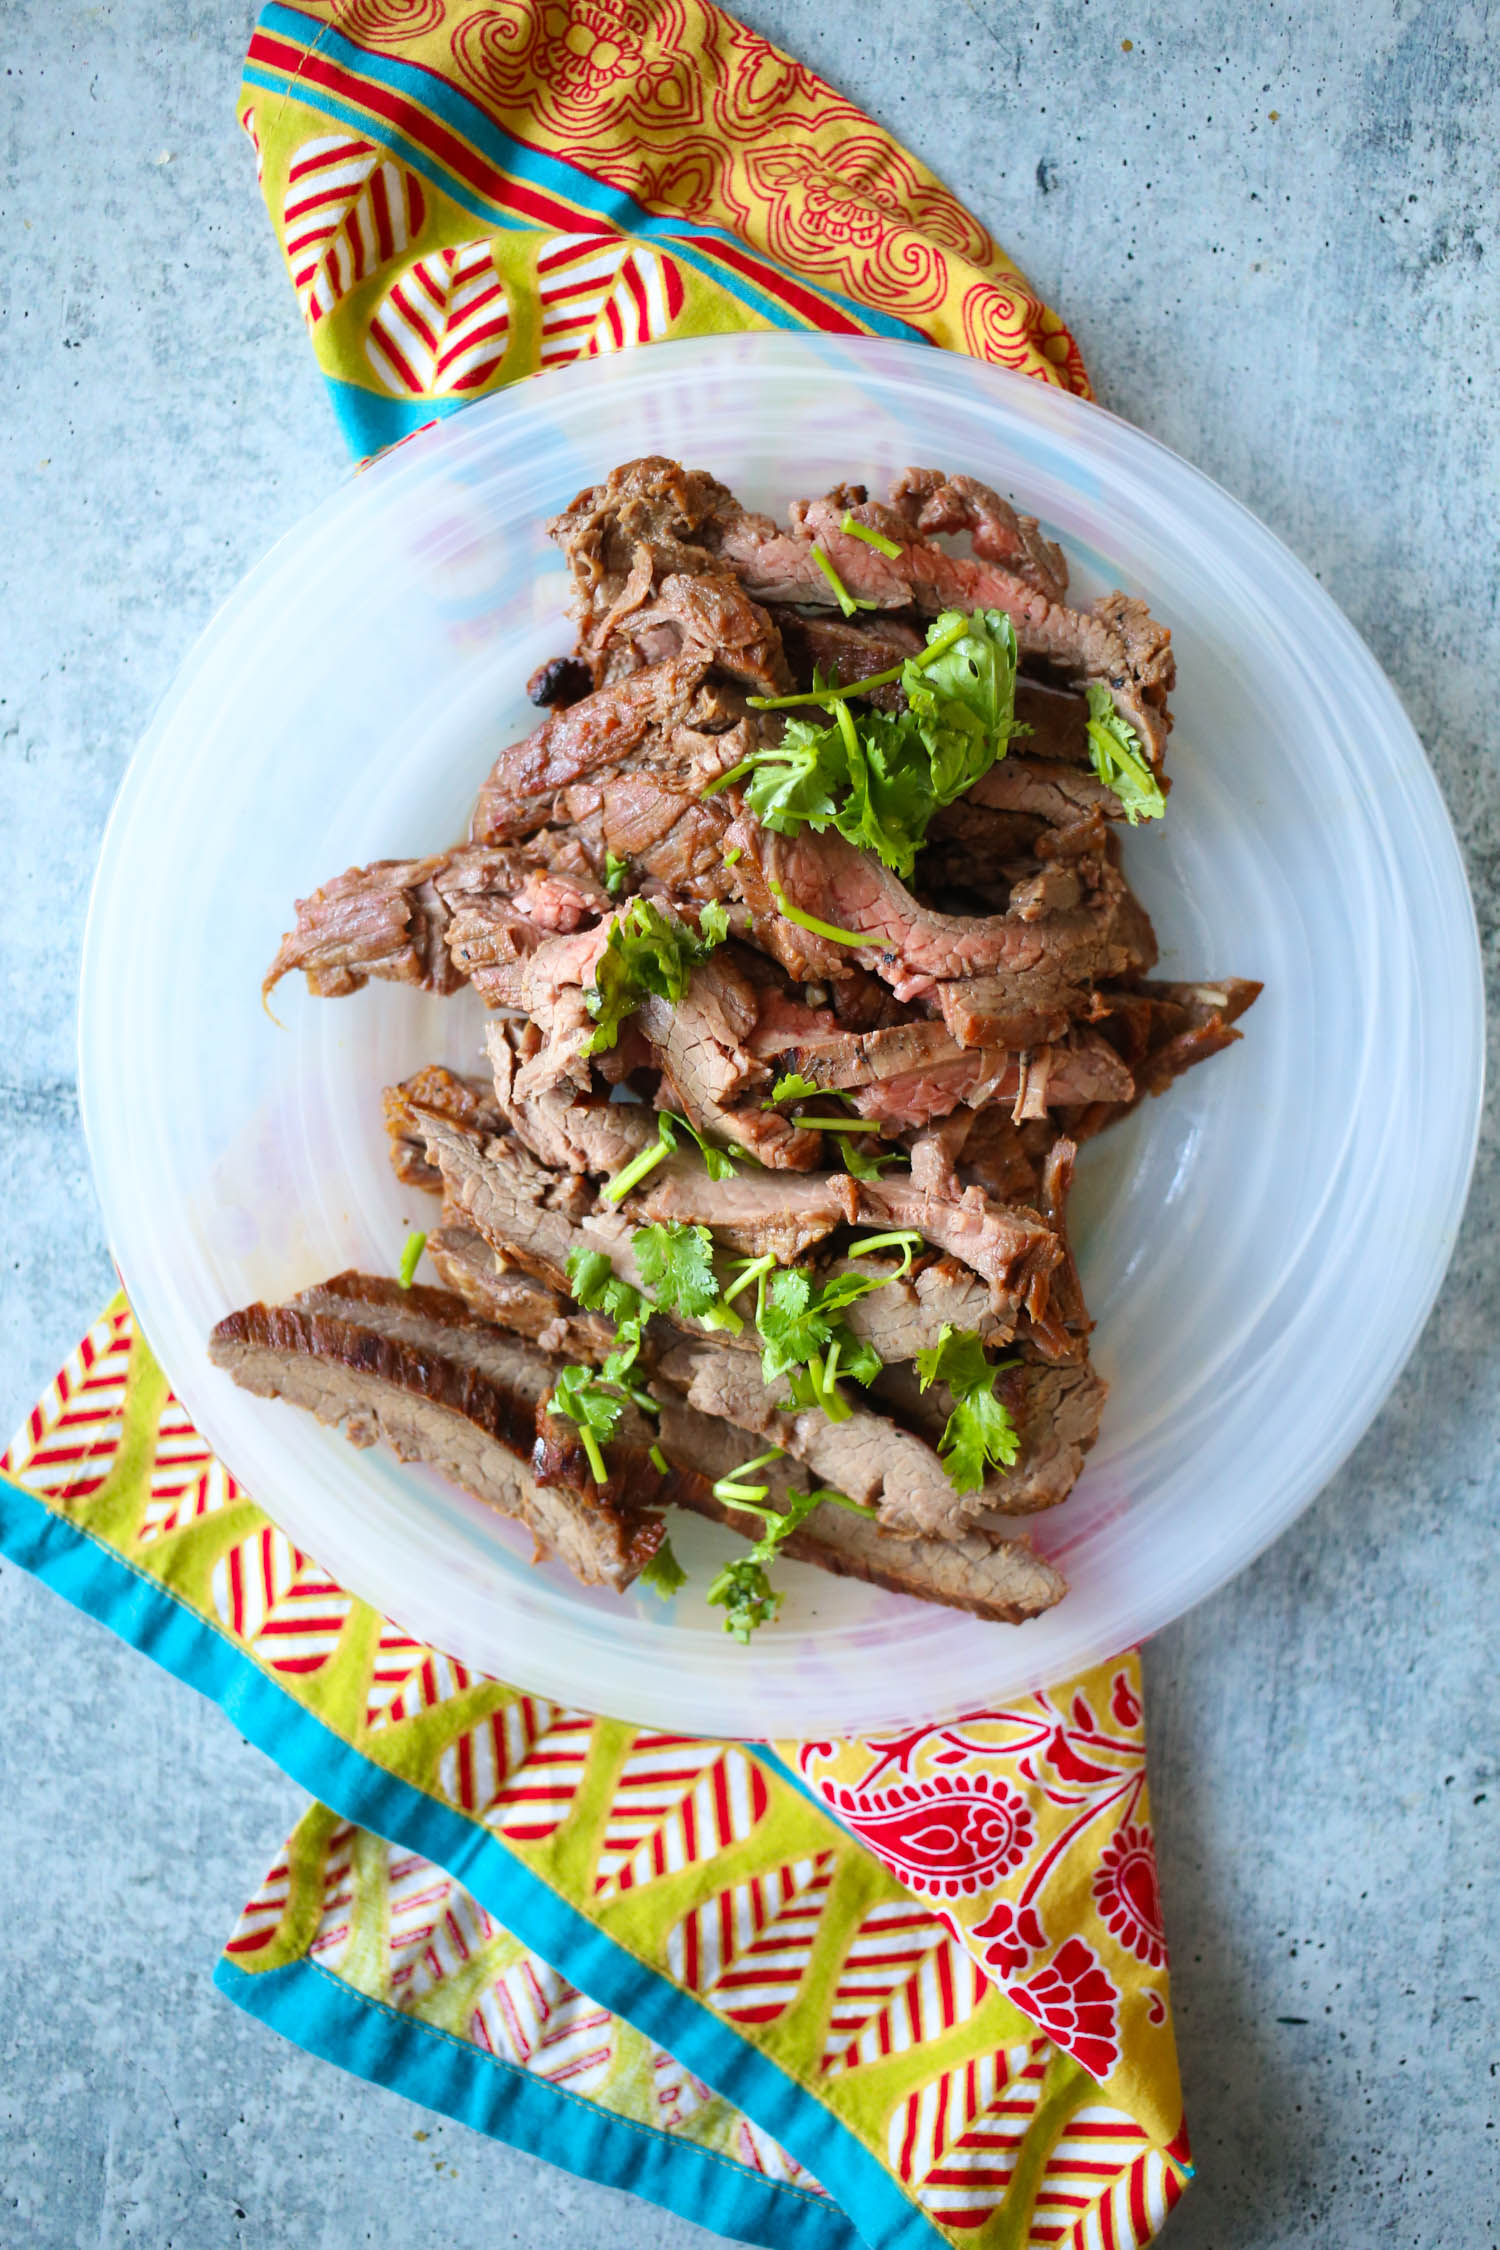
[{"left": 79, "top": 333, "right": 1483, "bottom": 1737}]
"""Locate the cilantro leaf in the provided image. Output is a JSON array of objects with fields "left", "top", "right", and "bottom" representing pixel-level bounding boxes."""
[
  {"left": 830, "top": 1132, "right": 907, "bottom": 1181},
  {"left": 584, "top": 898, "right": 727, "bottom": 1056},
  {"left": 664, "top": 1109, "right": 744, "bottom": 1182},
  {"left": 632, "top": 1220, "right": 720, "bottom": 1319},
  {"left": 904, "top": 609, "right": 1020, "bottom": 806},
  {"left": 566, "top": 1246, "right": 648, "bottom": 1332},
  {"left": 767, "top": 1071, "right": 823, "bottom": 1106},
  {"left": 1084, "top": 685, "right": 1166, "bottom": 825},
  {"left": 914, "top": 1323, "right": 1022, "bottom": 1494},
  {"left": 638, "top": 1536, "right": 687, "bottom": 1598}
]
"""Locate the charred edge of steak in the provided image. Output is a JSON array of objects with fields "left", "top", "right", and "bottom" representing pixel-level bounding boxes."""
[
  {"left": 207, "top": 1295, "right": 663, "bottom": 1589},
  {"left": 527, "top": 655, "right": 593, "bottom": 708}
]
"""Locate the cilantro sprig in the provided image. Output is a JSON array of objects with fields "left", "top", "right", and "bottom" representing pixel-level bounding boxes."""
[
  {"left": 584, "top": 898, "right": 729, "bottom": 1056},
  {"left": 707, "top": 1459, "right": 877, "bottom": 1641},
  {"left": 913, "top": 1324, "right": 1022, "bottom": 1494},
  {"left": 1084, "top": 685, "right": 1166, "bottom": 826},
  {"left": 602, "top": 1109, "right": 745, "bottom": 1207},
  {"left": 550, "top": 1248, "right": 658, "bottom": 1483},
  {"left": 702, "top": 611, "right": 1020, "bottom": 881}
]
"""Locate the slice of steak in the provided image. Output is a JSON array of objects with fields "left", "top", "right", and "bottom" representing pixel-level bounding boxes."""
[
  {"left": 775, "top": 609, "right": 925, "bottom": 710},
  {"left": 887, "top": 467, "right": 1069, "bottom": 603},
  {"left": 410, "top": 1106, "right": 592, "bottom": 1289},
  {"left": 265, "top": 843, "right": 539, "bottom": 1001},
  {"left": 469, "top": 657, "right": 712, "bottom": 844},
  {"left": 734, "top": 821, "right": 1137, "bottom": 1002},
  {"left": 871, "top": 1349, "right": 1107, "bottom": 1516},
  {"left": 635, "top": 952, "right": 824, "bottom": 1173},
  {"left": 627, "top": 1157, "right": 858, "bottom": 1262},
  {"left": 487, "top": 1018, "right": 659, "bottom": 1175},
  {"left": 655, "top": 1395, "right": 1065, "bottom": 1624},
  {"left": 1061, "top": 976, "right": 1263, "bottom": 1139},
  {"left": 609, "top": 569, "right": 791, "bottom": 698},
  {"left": 385, "top": 1065, "right": 502, "bottom": 1193},
  {"left": 747, "top": 990, "right": 1134, "bottom": 1127},
  {"left": 208, "top": 1293, "right": 663, "bottom": 1590},
  {"left": 424, "top": 1221, "right": 615, "bottom": 1357},
  {"left": 653, "top": 1332, "right": 1046, "bottom": 1540},
  {"left": 720, "top": 482, "right": 1172, "bottom": 766},
  {"left": 548, "top": 456, "right": 748, "bottom": 644}
]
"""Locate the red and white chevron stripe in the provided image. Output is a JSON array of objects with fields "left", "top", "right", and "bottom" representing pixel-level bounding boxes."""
[
  {"left": 2, "top": 1306, "right": 132, "bottom": 1506},
  {"left": 401, "top": 1883, "right": 499, "bottom": 2007},
  {"left": 306, "top": 1830, "right": 365, "bottom": 1972},
  {"left": 892, "top": 2039, "right": 1046, "bottom": 2224},
  {"left": 283, "top": 131, "right": 424, "bottom": 329},
  {"left": 594, "top": 1736, "right": 768, "bottom": 1896},
  {"left": 1029, "top": 2102, "right": 1152, "bottom": 2245},
  {"left": 666, "top": 1851, "right": 834, "bottom": 2024},
  {"left": 733, "top": 2116, "right": 827, "bottom": 2195},
  {"left": 368, "top": 1639, "right": 475, "bottom": 1730},
  {"left": 366, "top": 238, "right": 511, "bottom": 396},
  {"left": 137, "top": 1395, "right": 243, "bottom": 1546},
  {"left": 438, "top": 1699, "right": 591, "bottom": 1839},
  {"left": 470, "top": 1951, "right": 571, "bottom": 2064},
  {"left": 820, "top": 1899, "right": 978, "bottom": 2073},
  {"left": 210, "top": 1525, "right": 353, "bottom": 1675},
  {"left": 534, "top": 234, "right": 684, "bottom": 369},
  {"left": 222, "top": 1843, "right": 300, "bottom": 1959},
  {"left": 1055, "top": 2139, "right": 1184, "bottom": 2249},
  {"left": 532, "top": 1988, "right": 615, "bottom": 2095},
  {"left": 241, "top": 103, "right": 263, "bottom": 185},
  {"left": 384, "top": 1848, "right": 464, "bottom": 1993}
]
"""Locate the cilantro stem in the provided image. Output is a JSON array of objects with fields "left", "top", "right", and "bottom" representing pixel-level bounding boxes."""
[
  {"left": 723, "top": 1252, "right": 776, "bottom": 1306},
  {"left": 789, "top": 1115, "right": 882, "bottom": 1132},
  {"left": 649, "top": 1444, "right": 669, "bottom": 1475},
  {"left": 713, "top": 1449, "right": 786, "bottom": 1508},
  {"left": 848, "top": 1229, "right": 924, "bottom": 1275},
  {"left": 809, "top": 544, "right": 877, "bottom": 618},
  {"left": 698, "top": 755, "right": 759, "bottom": 801},
  {"left": 766, "top": 876, "right": 870, "bottom": 948},
  {"left": 576, "top": 1424, "right": 609, "bottom": 1485},
  {"left": 747, "top": 617, "right": 969, "bottom": 712},
  {"left": 397, "top": 1231, "right": 427, "bottom": 1290},
  {"left": 699, "top": 1300, "right": 746, "bottom": 1335},
  {"left": 840, "top": 510, "right": 903, "bottom": 560},
  {"left": 603, "top": 1127, "right": 673, "bottom": 1205}
]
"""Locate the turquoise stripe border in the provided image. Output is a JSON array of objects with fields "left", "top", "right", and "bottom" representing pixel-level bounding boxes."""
[
  {"left": 0, "top": 1473, "right": 946, "bottom": 2250},
  {"left": 252, "top": 2, "right": 927, "bottom": 345},
  {"left": 217, "top": 1955, "right": 854, "bottom": 2250}
]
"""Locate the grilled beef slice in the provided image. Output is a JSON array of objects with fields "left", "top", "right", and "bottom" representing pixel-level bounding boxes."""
[
  {"left": 655, "top": 1395, "right": 1065, "bottom": 1624},
  {"left": 207, "top": 1282, "right": 665, "bottom": 1590}
]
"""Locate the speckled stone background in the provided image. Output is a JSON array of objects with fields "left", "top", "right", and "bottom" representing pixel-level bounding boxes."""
[{"left": 1, "top": 4, "right": 1496, "bottom": 2245}]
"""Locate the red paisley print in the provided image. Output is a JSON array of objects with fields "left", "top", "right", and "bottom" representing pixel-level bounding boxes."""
[
  {"left": 1012, "top": 1937, "right": 1121, "bottom": 2082},
  {"left": 1092, "top": 1822, "right": 1167, "bottom": 1969},
  {"left": 826, "top": 1773, "right": 1034, "bottom": 1898},
  {"left": 970, "top": 1897, "right": 1046, "bottom": 1976}
]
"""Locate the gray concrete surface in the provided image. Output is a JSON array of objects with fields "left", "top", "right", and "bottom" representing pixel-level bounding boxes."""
[{"left": 1, "top": 2, "right": 1496, "bottom": 2243}]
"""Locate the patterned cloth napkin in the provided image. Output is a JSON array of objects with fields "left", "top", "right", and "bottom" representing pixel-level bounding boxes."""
[{"left": 0, "top": 7, "right": 1193, "bottom": 2244}]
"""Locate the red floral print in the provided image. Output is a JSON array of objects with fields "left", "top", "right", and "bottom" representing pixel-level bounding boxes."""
[
  {"left": 1091, "top": 1822, "right": 1167, "bottom": 1969},
  {"left": 1012, "top": 1938, "right": 1121, "bottom": 2082},
  {"left": 970, "top": 1898, "right": 1046, "bottom": 1976}
]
